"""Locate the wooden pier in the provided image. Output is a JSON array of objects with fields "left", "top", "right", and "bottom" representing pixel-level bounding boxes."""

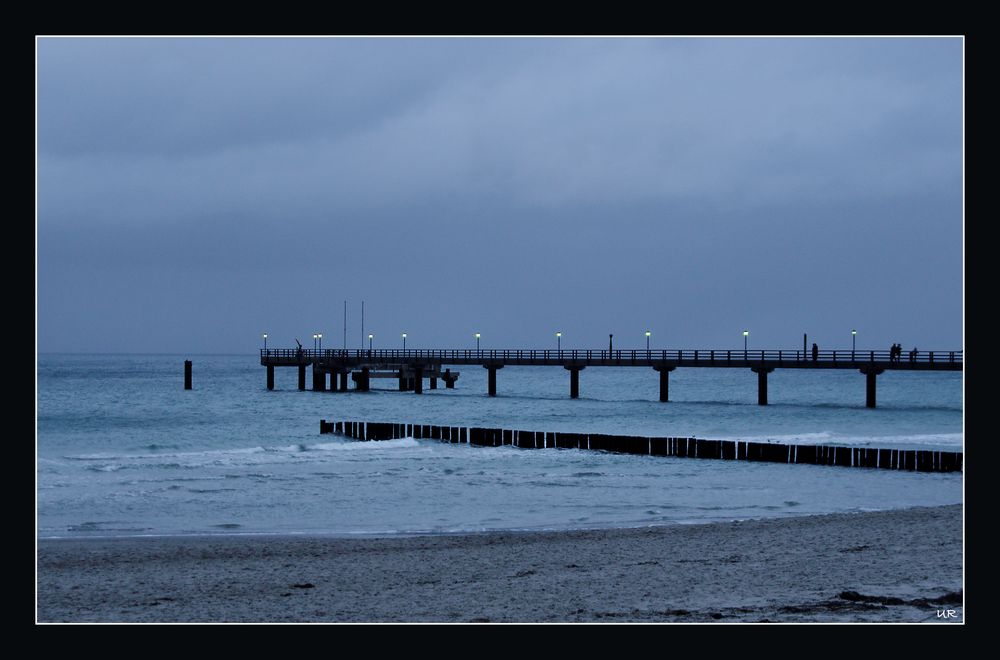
[{"left": 262, "top": 347, "right": 962, "bottom": 408}]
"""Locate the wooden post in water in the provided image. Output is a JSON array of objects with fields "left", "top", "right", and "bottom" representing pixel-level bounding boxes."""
[
  {"left": 861, "top": 368, "right": 883, "bottom": 408},
  {"left": 184, "top": 360, "right": 192, "bottom": 390},
  {"left": 565, "top": 366, "right": 584, "bottom": 399},
  {"left": 654, "top": 365, "right": 675, "bottom": 402},
  {"left": 751, "top": 367, "right": 773, "bottom": 405},
  {"left": 485, "top": 365, "right": 502, "bottom": 396}
]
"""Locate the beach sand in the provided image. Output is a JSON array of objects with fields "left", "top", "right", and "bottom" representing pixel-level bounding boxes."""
[{"left": 37, "top": 504, "right": 963, "bottom": 623}]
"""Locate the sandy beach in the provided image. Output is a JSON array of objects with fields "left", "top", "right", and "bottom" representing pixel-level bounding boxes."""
[{"left": 37, "top": 504, "right": 963, "bottom": 623}]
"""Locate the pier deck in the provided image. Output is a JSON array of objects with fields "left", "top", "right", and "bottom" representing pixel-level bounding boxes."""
[{"left": 260, "top": 348, "right": 962, "bottom": 407}]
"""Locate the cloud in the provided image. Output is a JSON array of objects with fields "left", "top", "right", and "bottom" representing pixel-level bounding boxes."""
[{"left": 36, "top": 37, "right": 963, "bottom": 352}]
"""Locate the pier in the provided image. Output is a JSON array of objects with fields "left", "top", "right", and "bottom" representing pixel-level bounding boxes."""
[{"left": 262, "top": 347, "right": 962, "bottom": 408}]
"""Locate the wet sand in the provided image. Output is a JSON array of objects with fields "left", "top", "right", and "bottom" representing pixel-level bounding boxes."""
[{"left": 37, "top": 504, "right": 963, "bottom": 623}]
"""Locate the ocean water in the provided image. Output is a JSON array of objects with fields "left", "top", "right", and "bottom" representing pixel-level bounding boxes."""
[{"left": 36, "top": 353, "right": 963, "bottom": 538}]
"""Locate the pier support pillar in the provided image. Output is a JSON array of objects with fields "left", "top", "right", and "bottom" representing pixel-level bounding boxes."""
[
  {"left": 184, "top": 360, "right": 192, "bottom": 390},
  {"left": 313, "top": 366, "right": 326, "bottom": 391},
  {"left": 751, "top": 367, "right": 774, "bottom": 405},
  {"left": 444, "top": 368, "right": 456, "bottom": 389},
  {"left": 565, "top": 366, "right": 584, "bottom": 399},
  {"left": 414, "top": 365, "right": 424, "bottom": 394},
  {"left": 430, "top": 377, "right": 437, "bottom": 390},
  {"left": 653, "top": 364, "right": 676, "bottom": 402},
  {"left": 298, "top": 364, "right": 306, "bottom": 391},
  {"left": 861, "top": 368, "right": 884, "bottom": 408},
  {"left": 484, "top": 365, "right": 503, "bottom": 396},
  {"left": 398, "top": 372, "right": 407, "bottom": 391},
  {"left": 360, "top": 367, "right": 370, "bottom": 392},
  {"left": 266, "top": 365, "right": 274, "bottom": 391},
  {"left": 339, "top": 371, "right": 348, "bottom": 391}
]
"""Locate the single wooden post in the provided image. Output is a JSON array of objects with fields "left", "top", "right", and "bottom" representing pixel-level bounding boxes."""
[
  {"left": 566, "top": 366, "right": 583, "bottom": 398},
  {"left": 751, "top": 367, "right": 773, "bottom": 405}
]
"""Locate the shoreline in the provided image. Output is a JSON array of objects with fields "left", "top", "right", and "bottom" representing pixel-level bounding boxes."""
[{"left": 37, "top": 505, "right": 963, "bottom": 623}]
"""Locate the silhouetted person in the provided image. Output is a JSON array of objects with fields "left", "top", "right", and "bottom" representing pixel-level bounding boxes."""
[
  {"left": 812, "top": 342, "right": 818, "bottom": 362},
  {"left": 609, "top": 334, "right": 613, "bottom": 353},
  {"left": 910, "top": 347, "right": 918, "bottom": 363},
  {"left": 895, "top": 343, "right": 902, "bottom": 362}
]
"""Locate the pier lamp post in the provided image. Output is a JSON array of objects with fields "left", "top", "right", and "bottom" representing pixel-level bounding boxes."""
[
  {"left": 743, "top": 330, "right": 749, "bottom": 353},
  {"left": 402, "top": 333, "right": 407, "bottom": 351},
  {"left": 475, "top": 333, "right": 481, "bottom": 352},
  {"left": 369, "top": 333, "right": 374, "bottom": 352},
  {"left": 313, "top": 334, "right": 318, "bottom": 350},
  {"left": 262, "top": 333, "right": 267, "bottom": 351},
  {"left": 646, "top": 330, "right": 651, "bottom": 351},
  {"left": 852, "top": 329, "right": 857, "bottom": 352},
  {"left": 318, "top": 333, "right": 322, "bottom": 352},
  {"left": 556, "top": 332, "right": 561, "bottom": 351}
]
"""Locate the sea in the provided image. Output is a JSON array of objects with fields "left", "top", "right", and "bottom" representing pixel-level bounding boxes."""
[{"left": 36, "top": 353, "right": 963, "bottom": 539}]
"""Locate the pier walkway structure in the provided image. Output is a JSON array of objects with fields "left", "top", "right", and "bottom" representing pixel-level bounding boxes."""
[{"left": 261, "top": 347, "right": 962, "bottom": 408}]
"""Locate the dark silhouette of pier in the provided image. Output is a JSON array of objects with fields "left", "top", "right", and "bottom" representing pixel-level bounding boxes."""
[{"left": 260, "top": 347, "right": 962, "bottom": 408}]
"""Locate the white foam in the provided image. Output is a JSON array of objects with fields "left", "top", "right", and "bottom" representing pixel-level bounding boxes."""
[
  {"left": 309, "top": 438, "right": 420, "bottom": 451},
  {"left": 714, "top": 432, "right": 962, "bottom": 448}
]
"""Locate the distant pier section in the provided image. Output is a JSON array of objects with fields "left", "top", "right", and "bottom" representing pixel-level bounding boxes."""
[{"left": 261, "top": 347, "right": 962, "bottom": 408}]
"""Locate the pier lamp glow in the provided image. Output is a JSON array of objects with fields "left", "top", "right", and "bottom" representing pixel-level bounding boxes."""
[
  {"left": 402, "top": 333, "right": 407, "bottom": 351},
  {"left": 743, "top": 330, "right": 749, "bottom": 352},
  {"left": 262, "top": 333, "right": 267, "bottom": 351},
  {"left": 312, "top": 333, "right": 318, "bottom": 350},
  {"left": 645, "top": 330, "right": 651, "bottom": 351},
  {"left": 369, "top": 333, "right": 374, "bottom": 351},
  {"left": 556, "top": 332, "right": 561, "bottom": 351},
  {"left": 317, "top": 333, "right": 322, "bottom": 351},
  {"left": 852, "top": 329, "right": 857, "bottom": 352},
  {"left": 475, "top": 333, "right": 481, "bottom": 351}
]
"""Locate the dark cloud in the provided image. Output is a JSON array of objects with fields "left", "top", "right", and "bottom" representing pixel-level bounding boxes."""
[{"left": 37, "top": 37, "right": 962, "bottom": 353}]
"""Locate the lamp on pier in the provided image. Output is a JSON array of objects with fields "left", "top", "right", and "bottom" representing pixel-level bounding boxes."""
[
  {"left": 645, "top": 330, "right": 651, "bottom": 351},
  {"left": 556, "top": 332, "right": 561, "bottom": 351}
]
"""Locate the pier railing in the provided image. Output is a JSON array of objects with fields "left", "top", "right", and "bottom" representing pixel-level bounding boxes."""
[{"left": 261, "top": 348, "right": 962, "bottom": 366}]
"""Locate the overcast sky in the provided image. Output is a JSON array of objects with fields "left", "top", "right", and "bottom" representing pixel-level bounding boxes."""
[{"left": 37, "top": 37, "right": 963, "bottom": 354}]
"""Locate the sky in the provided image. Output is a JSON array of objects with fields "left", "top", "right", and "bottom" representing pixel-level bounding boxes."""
[{"left": 36, "top": 37, "right": 963, "bottom": 354}]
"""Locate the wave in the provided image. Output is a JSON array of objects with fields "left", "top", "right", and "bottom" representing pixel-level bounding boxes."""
[
  {"left": 713, "top": 432, "right": 962, "bottom": 448},
  {"left": 308, "top": 438, "right": 419, "bottom": 451},
  {"left": 62, "top": 437, "right": 426, "bottom": 474}
]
